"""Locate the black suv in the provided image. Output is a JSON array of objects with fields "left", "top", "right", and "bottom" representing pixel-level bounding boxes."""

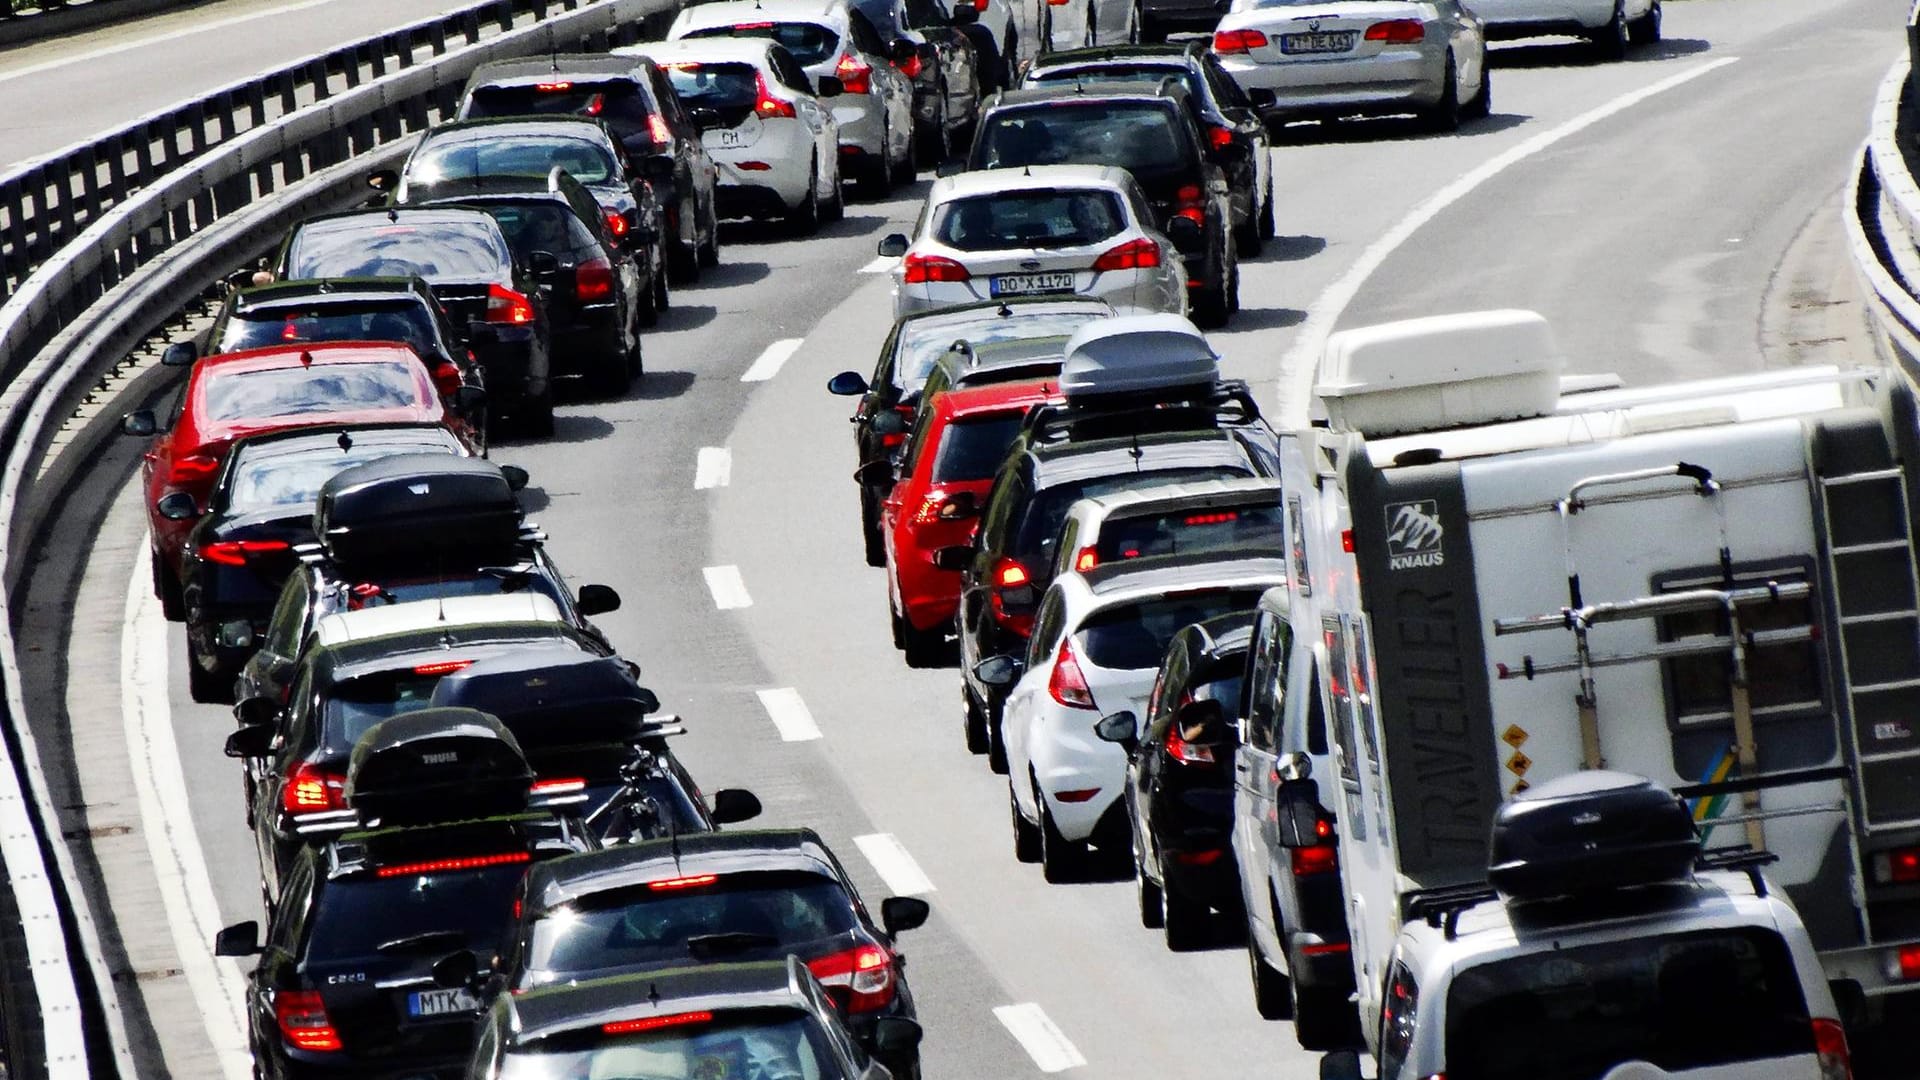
[
  {"left": 1024, "top": 43, "right": 1272, "bottom": 253},
  {"left": 964, "top": 81, "right": 1239, "bottom": 325},
  {"left": 460, "top": 54, "right": 721, "bottom": 280}
]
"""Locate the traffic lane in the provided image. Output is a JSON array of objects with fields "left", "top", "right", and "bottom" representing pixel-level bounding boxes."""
[
  {"left": 1332, "top": 0, "right": 1897, "bottom": 386},
  {"left": 0, "top": 0, "right": 472, "bottom": 169}
]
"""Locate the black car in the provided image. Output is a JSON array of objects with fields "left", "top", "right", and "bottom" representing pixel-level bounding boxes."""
[
  {"left": 826, "top": 298, "right": 1113, "bottom": 565},
  {"left": 458, "top": 54, "right": 722, "bottom": 282},
  {"left": 964, "top": 81, "right": 1240, "bottom": 325},
  {"left": 1099, "top": 610, "right": 1254, "bottom": 950},
  {"left": 496, "top": 829, "right": 929, "bottom": 1074},
  {"left": 272, "top": 208, "right": 556, "bottom": 435},
  {"left": 419, "top": 170, "right": 649, "bottom": 397},
  {"left": 852, "top": 0, "right": 984, "bottom": 160},
  {"left": 465, "top": 961, "right": 921, "bottom": 1080},
  {"left": 215, "top": 708, "right": 599, "bottom": 1079},
  {"left": 182, "top": 277, "right": 484, "bottom": 387},
  {"left": 178, "top": 427, "right": 469, "bottom": 703},
  {"left": 1024, "top": 43, "right": 1272, "bottom": 252}
]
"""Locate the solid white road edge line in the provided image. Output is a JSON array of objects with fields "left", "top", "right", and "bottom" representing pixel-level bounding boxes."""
[
  {"left": 852, "top": 833, "right": 936, "bottom": 896},
  {"left": 0, "top": 0, "right": 339, "bottom": 87},
  {"left": 755, "top": 688, "right": 823, "bottom": 742},
  {"left": 702, "top": 564, "right": 752, "bottom": 609},
  {"left": 1273, "top": 55, "right": 1742, "bottom": 428},
  {"left": 694, "top": 447, "right": 732, "bottom": 490},
  {"left": 123, "top": 542, "right": 253, "bottom": 1080},
  {"left": 993, "top": 1002, "right": 1086, "bottom": 1073},
  {"left": 740, "top": 338, "right": 805, "bottom": 382},
  {"left": 859, "top": 256, "right": 898, "bottom": 274}
]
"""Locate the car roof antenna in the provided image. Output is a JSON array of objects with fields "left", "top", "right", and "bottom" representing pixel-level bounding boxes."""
[{"left": 335, "top": 429, "right": 353, "bottom": 452}]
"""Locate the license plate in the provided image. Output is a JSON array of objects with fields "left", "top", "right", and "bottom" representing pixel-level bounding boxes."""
[
  {"left": 709, "top": 127, "right": 748, "bottom": 149},
  {"left": 990, "top": 271, "right": 1076, "bottom": 297},
  {"left": 408, "top": 987, "right": 480, "bottom": 1018},
  {"left": 1280, "top": 30, "right": 1356, "bottom": 54}
]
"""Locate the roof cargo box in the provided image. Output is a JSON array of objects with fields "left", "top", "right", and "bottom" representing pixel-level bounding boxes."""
[
  {"left": 1059, "top": 314, "right": 1218, "bottom": 400},
  {"left": 345, "top": 707, "right": 534, "bottom": 825},
  {"left": 1487, "top": 771, "right": 1701, "bottom": 903},
  {"left": 428, "top": 648, "right": 660, "bottom": 755},
  {"left": 315, "top": 454, "right": 521, "bottom": 566},
  {"left": 1315, "top": 309, "right": 1563, "bottom": 437}
]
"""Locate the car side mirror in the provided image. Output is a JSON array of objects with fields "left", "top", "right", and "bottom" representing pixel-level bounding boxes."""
[
  {"left": 451, "top": 385, "right": 488, "bottom": 414},
  {"left": 576, "top": 583, "right": 621, "bottom": 617},
  {"left": 972, "top": 654, "right": 1021, "bottom": 688},
  {"left": 121, "top": 410, "right": 158, "bottom": 438},
  {"left": 500, "top": 464, "right": 529, "bottom": 492},
  {"left": 224, "top": 722, "right": 275, "bottom": 759},
  {"left": 876, "top": 233, "right": 910, "bottom": 258},
  {"left": 816, "top": 74, "right": 845, "bottom": 98},
  {"left": 889, "top": 38, "right": 918, "bottom": 64},
  {"left": 828, "top": 371, "right": 871, "bottom": 396},
  {"left": 935, "top": 160, "right": 966, "bottom": 178},
  {"left": 213, "top": 921, "right": 262, "bottom": 957},
  {"left": 155, "top": 492, "right": 198, "bottom": 521},
  {"left": 937, "top": 491, "right": 979, "bottom": 520},
  {"left": 932, "top": 546, "right": 972, "bottom": 572},
  {"left": 708, "top": 788, "right": 762, "bottom": 825},
  {"left": 869, "top": 410, "right": 907, "bottom": 436},
  {"left": 528, "top": 251, "right": 559, "bottom": 282},
  {"left": 633, "top": 686, "right": 661, "bottom": 715},
  {"left": 367, "top": 169, "right": 400, "bottom": 194},
  {"left": 880, "top": 895, "right": 930, "bottom": 936},
  {"left": 871, "top": 1016, "right": 924, "bottom": 1058},
  {"left": 1276, "top": 781, "right": 1330, "bottom": 848},
  {"left": 431, "top": 950, "right": 480, "bottom": 990},
  {"left": 161, "top": 341, "right": 197, "bottom": 367},
  {"left": 1093, "top": 710, "right": 1137, "bottom": 750},
  {"left": 1319, "top": 1050, "right": 1367, "bottom": 1080},
  {"left": 951, "top": 3, "right": 978, "bottom": 24},
  {"left": 1276, "top": 750, "right": 1312, "bottom": 783}
]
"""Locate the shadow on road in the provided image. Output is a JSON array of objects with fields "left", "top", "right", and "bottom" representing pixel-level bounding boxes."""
[
  {"left": 1258, "top": 235, "right": 1326, "bottom": 264},
  {"left": 1230, "top": 307, "right": 1307, "bottom": 332},
  {"left": 547, "top": 413, "right": 617, "bottom": 444},
  {"left": 1489, "top": 35, "right": 1710, "bottom": 69},
  {"left": 658, "top": 304, "right": 718, "bottom": 332},
  {"left": 698, "top": 260, "right": 772, "bottom": 287},
  {"left": 633, "top": 369, "right": 697, "bottom": 401}
]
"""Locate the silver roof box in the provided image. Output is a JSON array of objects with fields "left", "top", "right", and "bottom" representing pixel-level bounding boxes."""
[{"left": 1059, "top": 314, "right": 1219, "bottom": 400}]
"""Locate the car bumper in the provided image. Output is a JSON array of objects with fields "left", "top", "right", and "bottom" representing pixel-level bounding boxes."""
[
  {"left": 1147, "top": 783, "right": 1239, "bottom": 906},
  {"left": 550, "top": 306, "right": 623, "bottom": 376},
  {"left": 711, "top": 130, "right": 814, "bottom": 208},
  {"left": 717, "top": 183, "right": 801, "bottom": 219},
  {"left": 893, "top": 267, "right": 1183, "bottom": 321},
  {"left": 1474, "top": 0, "right": 1617, "bottom": 33},
  {"left": 1218, "top": 51, "right": 1446, "bottom": 116},
  {"left": 1029, "top": 704, "right": 1131, "bottom": 842},
  {"left": 832, "top": 97, "right": 885, "bottom": 154},
  {"left": 1138, "top": 0, "right": 1227, "bottom": 25},
  {"left": 472, "top": 327, "right": 545, "bottom": 406}
]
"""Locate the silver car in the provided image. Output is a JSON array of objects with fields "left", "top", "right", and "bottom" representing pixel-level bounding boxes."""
[{"left": 1210, "top": 0, "right": 1490, "bottom": 131}]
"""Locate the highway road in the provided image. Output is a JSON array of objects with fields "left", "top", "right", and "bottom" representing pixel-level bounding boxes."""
[{"left": 15, "top": 0, "right": 1908, "bottom": 1075}]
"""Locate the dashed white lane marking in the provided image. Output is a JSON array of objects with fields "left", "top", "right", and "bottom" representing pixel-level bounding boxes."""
[
  {"left": 1274, "top": 55, "right": 1741, "bottom": 427},
  {"left": 694, "top": 447, "right": 732, "bottom": 490},
  {"left": 853, "top": 833, "right": 936, "bottom": 896},
  {"left": 0, "top": 0, "right": 338, "bottom": 87},
  {"left": 859, "top": 256, "right": 898, "bottom": 274},
  {"left": 993, "top": 1003, "right": 1086, "bottom": 1073},
  {"left": 756, "top": 688, "right": 823, "bottom": 742},
  {"left": 702, "top": 565, "right": 752, "bottom": 609},
  {"left": 740, "top": 337, "right": 805, "bottom": 382},
  {"left": 124, "top": 543, "right": 253, "bottom": 1080}
]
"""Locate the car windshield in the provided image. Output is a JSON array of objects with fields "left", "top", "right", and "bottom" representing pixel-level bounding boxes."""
[
  {"left": 896, "top": 310, "right": 1102, "bottom": 388},
  {"left": 934, "top": 189, "right": 1127, "bottom": 252},
  {"left": 305, "top": 862, "right": 527, "bottom": 962},
  {"left": 285, "top": 219, "right": 510, "bottom": 281},
  {"left": 1093, "top": 498, "right": 1284, "bottom": 564},
  {"left": 319, "top": 670, "right": 445, "bottom": 755},
  {"left": 933, "top": 413, "right": 1026, "bottom": 483},
  {"left": 226, "top": 440, "right": 458, "bottom": 515},
  {"left": 220, "top": 301, "right": 440, "bottom": 356},
  {"left": 335, "top": 570, "right": 568, "bottom": 613},
  {"left": 976, "top": 102, "right": 1194, "bottom": 175},
  {"left": 525, "top": 870, "right": 859, "bottom": 980},
  {"left": 199, "top": 362, "right": 424, "bottom": 422},
  {"left": 1013, "top": 466, "right": 1246, "bottom": 565},
  {"left": 1444, "top": 927, "right": 1817, "bottom": 1080},
  {"left": 475, "top": 201, "right": 599, "bottom": 262},
  {"left": 1078, "top": 588, "right": 1267, "bottom": 670},
  {"left": 408, "top": 134, "right": 616, "bottom": 188},
  {"left": 466, "top": 81, "right": 659, "bottom": 150},
  {"left": 662, "top": 61, "right": 761, "bottom": 110},
  {"left": 684, "top": 22, "right": 839, "bottom": 67},
  {"left": 500, "top": 1009, "right": 844, "bottom": 1080}
]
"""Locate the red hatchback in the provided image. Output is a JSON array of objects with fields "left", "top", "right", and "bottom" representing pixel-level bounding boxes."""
[
  {"left": 125, "top": 341, "right": 472, "bottom": 620},
  {"left": 882, "top": 377, "right": 1060, "bottom": 667}
]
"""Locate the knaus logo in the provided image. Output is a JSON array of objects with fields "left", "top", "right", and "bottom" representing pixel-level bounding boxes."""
[{"left": 1385, "top": 500, "right": 1444, "bottom": 570}]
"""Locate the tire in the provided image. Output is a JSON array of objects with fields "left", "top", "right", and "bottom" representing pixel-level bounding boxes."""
[
  {"left": 1234, "top": 193, "right": 1265, "bottom": 256},
  {"left": 153, "top": 552, "right": 185, "bottom": 622},
  {"left": 786, "top": 159, "right": 822, "bottom": 234},
  {"left": 1628, "top": 0, "right": 1661, "bottom": 45},
  {"left": 1292, "top": 984, "right": 1364, "bottom": 1052},
  {"left": 901, "top": 620, "right": 949, "bottom": 668},
  {"left": 1590, "top": 0, "right": 1628, "bottom": 60},
  {"left": 698, "top": 201, "right": 721, "bottom": 268},
  {"left": 963, "top": 686, "right": 989, "bottom": 755},
  {"left": 987, "top": 700, "right": 1009, "bottom": 774},
  {"left": 1161, "top": 877, "right": 1210, "bottom": 951},
  {"left": 1421, "top": 53, "right": 1461, "bottom": 133},
  {"left": 627, "top": 331, "right": 645, "bottom": 379},
  {"left": 521, "top": 391, "right": 556, "bottom": 438},
  {"left": 823, "top": 161, "right": 846, "bottom": 222},
  {"left": 1192, "top": 234, "right": 1235, "bottom": 328},
  {"left": 1257, "top": 174, "right": 1275, "bottom": 239},
  {"left": 917, "top": 96, "right": 951, "bottom": 167},
  {"left": 187, "top": 639, "right": 231, "bottom": 705},
  {"left": 1004, "top": 30, "right": 1020, "bottom": 89},
  {"left": 1038, "top": 796, "right": 1085, "bottom": 884},
  {"left": 1462, "top": 57, "right": 1492, "bottom": 121},
  {"left": 861, "top": 488, "right": 886, "bottom": 567},
  {"left": 1135, "top": 838, "right": 1165, "bottom": 929},
  {"left": 891, "top": 125, "right": 918, "bottom": 185},
  {"left": 1247, "top": 931, "right": 1294, "bottom": 1021},
  {"left": 1010, "top": 779, "right": 1042, "bottom": 863},
  {"left": 590, "top": 350, "right": 632, "bottom": 398},
  {"left": 668, "top": 240, "right": 699, "bottom": 285},
  {"left": 859, "top": 123, "right": 896, "bottom": 200}
]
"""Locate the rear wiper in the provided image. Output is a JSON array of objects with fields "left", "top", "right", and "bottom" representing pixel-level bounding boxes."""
[
  {"left": 684, "top": 932, "right": 778, "bottom": 959},
  {"left": 375, "top": 929, "right": 466, "bottom": 955}
]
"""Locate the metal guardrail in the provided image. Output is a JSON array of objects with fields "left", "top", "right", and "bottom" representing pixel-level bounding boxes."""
[
  {"left": 1847, "top": 4, "right": 1920, "bottom": 380},
  {"left": 0, "top": 0, "right": 680, "bottom": 1074}
]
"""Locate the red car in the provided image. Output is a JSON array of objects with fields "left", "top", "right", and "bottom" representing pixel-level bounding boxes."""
[
  {"left": 124, "top": 341, "right": 476, "bottom": 620},
  {"left": 882, "top": 377, "right": 1060, "bottom": 667}
]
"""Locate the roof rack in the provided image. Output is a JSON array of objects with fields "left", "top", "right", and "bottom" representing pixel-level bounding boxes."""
[
  {"left": 1022, "top": 378, "right": 1261, "bottom": 445},
  {"left": 1404, "top": 882, "right": 1501, "bottom": 939}
]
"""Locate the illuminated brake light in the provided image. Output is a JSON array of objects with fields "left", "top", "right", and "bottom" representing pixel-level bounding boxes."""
[
  {"left": 896, "top": 52, "right": 923, "bottom": 78},
  {"left": 648, "top": 873, "right": 718, "bottom": 891},
  {"left": 603, "top": 209, "right": 630, "bottom": 238},
  {"left": 1173, "top": 184, "right": 1206, "bottom": 226},
  {"left": 836, "top": 53, "right": 872, "bottom": 95},
  {"left": 1184, "top": 511, "right": 1238, "bottom": 526},
  {"left": 734, "top": 20, "right": 774, "bottom": 28},
  {"left": 755, "top": 72, "right": 797, "bottom": 119},
  {"left": 1164, "top": 725, "right": 1216, "bottom": 765},
  {"left": 1091, "top": 237, "right": 1160, "bottom": 272},
  {"left": 1172, "top": 848, "right": 1223, "bottom": 866},
  {"left": 530, "top": 777, "right": 586, "bottom": 794},
  {"left": 201, "top": 539, "right": 290, "bottom": 566},
  {"left": 168, "top": 454, "right": 221, "bottom": 484},
  {"left": 1891, "top": 945, "right": 1920, "bottom": 982},
  {"left": 1364, "top": 19, "right": 1424, "bottom": 43},
  {"left": 648, "top": 113, "right": 673, "bottom": 145},
  {"left": 995, "top": 559, "right": 1029, "bottom": 588},
  {"left": 585, "top": 92, "right": 606, "bottom": 117},
  {"left": 412, "top": 659, "right": 472, "bottom": 676},
  {"left": 1341, "top": 528, "right": 1354, "bottom": 553},
  {"left": 485, "top": 283, "right": 535, "bottom": 325},
  {"left": 282, "top": 762, "right": 345, "bottom": 814},
  {"left": 374, "top": 851, "right": 532, "bottom": 878},
  {"left": 902, "top": 252, "right": 970, "bottom": 283},
  {"left": 535, "top": 81, "right": 573, "bottom": 92},
  {"left": 575, "top": 256, "right": 615, "bottom": 303},
  {"left": 1074, "top": 546, "right": 1098, "bottom": 572},
  {"left": 1873, "top": 847, "right": 1920, "bottom": 885},
  {"left": 274, "top": 989, "right": 342, "bottom": 1052},
  {"left": 1813, "top": 1017, "right": 1851, "bottom": 1080},
  {"left": 1290, "top": 844, "right": 1337, "bottom": 876},
  {"left": 1211, "top": 28, "right": 1267, "bottom": 54},
  {"left": 604, "top": 1010, "right": 714, "bottom": 1036},
  {"left": 1049, "top": 638, "right": 1094, "bottom": 709},
  {"left": 808, "top": 944, "right": 895, "bottom": 1013},
  {"left": 1207, "top": 125, "right": 1234, "bottom": 151}
]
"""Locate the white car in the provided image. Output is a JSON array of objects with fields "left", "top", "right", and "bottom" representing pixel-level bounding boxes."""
[
  {"left": 629, "top": 39, "right": 846, "bottom": 231},
  {"left": 667, "top": 0, "right": 916, "bottom": 197},
  {"left": 1474, "top": 0, "right": 1660, "bottom": 58},
  {"left": 880, "top": 164, "right": 1187, "bottom": 321},
  {"left": 987, "top": 553, "right": 1286, "bottom": 881},
  {"left": 1210, "top": 0, "right": 1491, "bottom": 130}
]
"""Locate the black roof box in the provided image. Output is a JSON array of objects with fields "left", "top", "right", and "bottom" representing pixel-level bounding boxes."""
[
  {"left": 314, "top": 454, "right": 521, "bottom": 566},
  {"left": 1488, "top": 771, "right": 1701, "bottom": 903},
  {"left": 428, "top": 648, "right": 661, "bottom": 755},
  {"left": 345, "top": 707, "right": 534, "bottom": 825}
]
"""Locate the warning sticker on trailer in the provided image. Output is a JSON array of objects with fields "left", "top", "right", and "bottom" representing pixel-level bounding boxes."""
[
  {"left": 1502, "top": 725, "right": 1528, "bottom": 748},
  {"left": 1506, "top": 751, "right": 1532, "bottom": 776},
  {"left": 1385, "top": 500, "right": 1445, "bottom": 570}
]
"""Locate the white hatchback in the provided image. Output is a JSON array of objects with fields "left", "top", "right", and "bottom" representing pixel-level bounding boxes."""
[{"left": 882, "top": 164, "right": 1186, "bottom": 321}]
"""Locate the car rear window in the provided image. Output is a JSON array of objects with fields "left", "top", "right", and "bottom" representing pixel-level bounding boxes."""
[
  {"left": 896, "top": 309, "right": 1103, "bottom": 388},
  {"left": 305, "top": 862, "right": 526, "bottom": 963},
  {"left": 465, "top": 80, "right": 657, "bottom": 142},
  {"left": 226, "top": 439, "right": 459, "bottom": 515},
  {"left": 286, "top": 219, "right": 511, "bottom": 282},
  {"left": 1013, "top": 466, "right": 1246, "bottom": 566},
  {"left": 407, "top": 133, "right": 616, "bottom": 188},
  {"left": 933, "top": 413, "right": 1026, "bottom": 483},
  {"left": 934, "top": 189, "right": 1127, "bottom": 252},
  {"left": 1444, "top": 927, "right": 1816, "bottom": 1079},
  {"left": 499, "top": 1008, "right": 842, "bottom": 1080},
  {"left": 475, "top": 202, "right": 599, "bottom": 261},
  {"left": 319, "top": 670, "right": 443, "bottom": 754},
  {"left": 525, "top": 870, "right": 859, "bottom": 980},
  {"left": 221, "top": 301, "right": 440, "bottom": 357},
  {"left": 1094, "top": 498, "right": 1284, "bottom": 564},
  {"left": 1030, "top": 63, "right": 1201, "bottom": 102},
  {"left": 975, "top": 101, "right": 1195, "bottom": 176},
  {"left": 662, "top": 61, "right": 761, "bottom": 110},
  {"left": 1078, "top": 588, "right": 1267, "bottom": 670},
  {"left": 684, "top": 22, "right": 839, "bottom": 67},
  {"left": 199, "top": 362, "right": 425, "bottom": 422}
]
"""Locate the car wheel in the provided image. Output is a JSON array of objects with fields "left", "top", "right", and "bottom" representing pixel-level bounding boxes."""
[
  {"left": 860, "top": 122, "right": 896, "bottom": 200},
  {"left": 1629, "top": 0, "right": 1661, "bottom": 45},
  {"left": 1247, "top": 930, "right": 1294, "bottom": 1021},
  {"left": 152, "top": 552, "right": 185, "bottom": 622},
  {"left": 1292, "top": 984, "right": 1364, "bottom": 1052},
  {"left": 699, "top": 202, "right": 721, "bottom": 268},
  {"left": 1010, "top": 778, "right": 1042, "bottom": 863},
  {"left": 590, "top": 348, "right": 632, "bottom": 398},
  {"left": 1038, "top": 795, "right": 1085, "bottom": 884},
  {"left": 1161, "top": 874, "right": 1210, "bottom": 951},
  {"left": 1193, "top": 237, "right": 1234, "bottom": 328},
  {"left": 1421, "top": 52, "right": 1462, "bottom": 133},
  {"left": 823, "top": 160, "right": 846, "bottom": 222},
  {"left": 1257, "top": 174, "right": 1276, "bottom": 239},
  {"left": 917, "top": 96, "right": 951, "bottom": 168},
  {"left": 627, "top": 331, "right": 645, "bottom": 379},
  {"left": 1234, "top": 195, "right": 1265, "bottom": 256},
  {"left": 987, "top": 699, "right": 1009, "bottom": 774},
  {"left": 786, "top": 158, "right": 822, "bottom": 234},
  {"left": 1462, "top": 56, "right": 1492, "bottom": 120},
  {"left": 669, "top": 241, "right": 699, "bottom": 285},
  {"left": 1590, "top": 0, "right": 1629, "bottom": 60},
  {"left": 891, "top": 122, "right": 918, "bottom": 184},
  {"left": 521, "top": 390, "right": 556, "bottom": 439},
  {"left": 963, "top": 685, "right": 989, "bottom": 755},
  {"left": 187, "top": 639, "right": 232, "bottom": 704},
  {"left": 1135, "top": 836, "right": 1165, "bottom": 929},
  {"left": 901, "top": 619, "right": 950, "bottom": 668},
  {"left": 861, "top": 488, "right": 886, "bottom": 567}
]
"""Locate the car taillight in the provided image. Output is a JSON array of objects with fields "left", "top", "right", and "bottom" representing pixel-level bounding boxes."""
[
  {"left": 1211, "top": 28, "right": 1267, "bottom": 54},
  {"left": 971, "top": 0, "right": 989, "bottom": 9},
  {"left": 1092, "top": 237, "right": 1160, "bottom": 271},
  {"left": 168, "top": 454, "right": 221, "bottom": 484},
  {"left": 808, "top": 943, "right": 896, "bottom": 1013},
  {"left": 274, "top": 989, "right": 342, "bottom": 1053},
  {"left": 989, "top": 558, "right": 1035, "bottom": 635},
  {"left": 1073, "top": 546, "right": 1097, "bottom": 572},
  {"left": 1049, "top": 638, "right": 1095, "bottom": 709},
  {"left": 485, "top": 283, "right": 535, "bottom": 325},
  {"left": 605, "top": 1010, "right": 713, "bottom": 1035},
  {"left": 648, "top": 113, "right": 674, "bottom": 146},
  {"left": 530, "top": 776, "right": 586, "bottom": 795},
  {"left": 755, "top": 72, "right": 797, "bottom": 118},
  {"left": 897, "top": 52, "right": 923, "bottom": 78},
  {"left": 1165, "top": 725, "right": 1216, "bottom": 765},
  {"left": 575, "top": 256, "right": 615, "bottom": 302},
  {"left": 201, "top": 539, "right": 290, "bottom": 567},
  {"left": 912, "top": 489, "right": 952, "bottom": 525},
  {"left": 281, "top": 762, "right": 345, "bottom": 815},
  {"left": 836, "top": 53, "right": 873, "bottom": 95},
  {"left": 535, "top": 80, "right": 573, "bottom": 92},
  {"left": 603, "top": 209, "right": 630, "bottom": 238},
  {"left": 1888, "top": 945, "right": 1920, "bottom": 981},
  {"left": 1207, "top": 124, "right": 1234, "bottom": 151},
  {"left": 1813, "top": 1018, "right": 1852, "bottom": 1080},
  {"left": 412, "top": 659, "right": 472, "bottom": 676},
  {"left": 1872, "top": 846, "right": 1920, "bottom": 885},
  {"left": 902, "top": 252, "right": 970, "bottom": 283},
  {"left": 374, "top": 851, "right": 532, "bottom": 878},
  {"left": 1173, "top": 184, "right": 1206, "bottom": 226},
  {"left": 649, "top": 873, "right": 719, "bottom": 891},
  {"left": 1364, "top": 18, "right": 1424, "bottom": 43},
  {"left": 430, "top": 358, "right": 464, "bottom": 397},
  {"left": 1290, "top": 844, "right": 1337, "bottom": 876}
]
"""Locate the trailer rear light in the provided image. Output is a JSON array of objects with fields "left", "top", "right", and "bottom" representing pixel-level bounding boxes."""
[
  {"left": 810, "top": 943, "right": 896, "bottom": 1012},
  {"left": 902, "top": 252, "right": 971, "bottom": 283},
  {"left": 575, "top": 256, "right": 615, "bottom": 303},
  {"left": 168, "top": 454, "right": 221, "bottom": 483},
  {"left": 1052, "top": 788, "right": 1100, "bottom": 802},
  {"left": 755, "top": 72, "right": 798, "bottom": 118},
  {"left": 1290, "top": 844, "right": 1337, "bottom": 876},
  {"left": 282, "top": 763, "right": 345, "bottom": 814},
  {"left": 1872, "top": 847, "right": 1920, "bottom": 885},
  {"left": 648, "top": 873, "right": 718, "bottom": 891},
  {"left": 605, "top": 1010, "right": 713, "bottom": 1035},
  {"left": 375, "top": 851, "right": 532, "bottom": 878},
  {"left": 1211, "top": 29, "right": 1267, "bottom": 54},
  {"left": 1073, "top": 546, "right": 1098, "bottom": 572},
  {"left": 1364, "top": 19, "right": 1424, "bottom": 43},
  {"left": 274, "top": 989, "right": 342, "bottom": 1052},
  {"left": 412, "top": 659, "right": 473, "bottom": 676},
  {"left": 201, "top": 539, "right": 290, "bottom": 566},
  {"left": 485, "top": 284, "right": 535, "bottom": 325},
  {"left": 1049, "top": 638, "right": 1095, "bottom": 708},
  {"left": 836, "top": 53, "right": 873, "bottom": 95},
  {"left": 1092, "top": 237, "right": 1160, "bottom": 271},
  {"left": 1813, "top": 1017, "right": 1852, "bottom": 1080}
]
